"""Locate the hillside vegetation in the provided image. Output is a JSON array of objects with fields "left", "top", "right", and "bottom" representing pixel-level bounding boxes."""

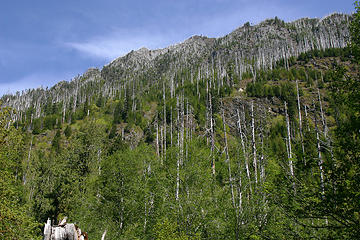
[{"left": 1, "top": 4, "right": 359, "bottom": 240}]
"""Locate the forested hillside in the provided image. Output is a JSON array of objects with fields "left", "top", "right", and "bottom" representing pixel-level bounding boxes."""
[{"left": 1, "top": 4, "right": 359, "bottom": 240}]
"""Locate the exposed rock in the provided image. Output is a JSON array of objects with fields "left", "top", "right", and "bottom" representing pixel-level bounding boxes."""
[{"left": 1, "top": 14, "right": 351, "bottom": 122}]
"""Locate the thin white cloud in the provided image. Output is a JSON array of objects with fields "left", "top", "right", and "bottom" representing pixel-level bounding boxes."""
[
  {"left": 0, "top": 72, "right": 73, "bottom": 97},
  {"left": 62, "top": 1, "right": 352, "bottom": 64},
  {"left": 63, "top": 2, "right": 299, "bottom": 61},
  {"left": 65, "top": 30, "right": 174, "bottom": 61},
  {"left": 196, "top": 2, "right": 298, "bottom": 37}
]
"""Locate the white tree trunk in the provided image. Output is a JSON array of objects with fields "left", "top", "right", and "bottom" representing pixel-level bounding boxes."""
[
  {"left": 313, "top": 102, "right": 325, "bottom": 196},
  {"left": 101, "top": 230, "right": 107, "bottom": 240},
  {"left": 236, "top": 109, "right": 251, "bottom": 187},
  {"left": 284, "top": 101, "right": 295, "bottom": 178},
  {"left": 296, "top": 80, "right": 306, "bottom": 165},
  {"left": 222, "top": 107, "right": 235, "bottom": 208},
  {"left": 251, "top": 101, "right": 258, "bottom": 184},
  {"left": 317, "top": 88, "right": 327, "bottom": 138},
  {"left": 163, "top": 82, "right": 167, "bottom": 163}
]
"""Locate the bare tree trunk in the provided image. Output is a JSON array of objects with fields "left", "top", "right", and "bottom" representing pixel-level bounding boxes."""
[
  {"left": 97, "top": 149, "right": 102, "bottom": 175},
  {"left": 296, "top": 80, "right": 306, "bottom": 165},
  {"left": 23, "top": 136, "right": 33, "bottom": 185},
  {"left": 43, "top": 219, "right": 52, "bottom": 240},
  {"left": 208, "top": 78, "right": 216, "bottom": 175},
  {"left": 236, "top": 109, "right": 251, "bottom": 188},
  {"left": 206, "top": 79, "right": 210, "bottom": 146},
  {"left": 163, "top": 82, "right": 167, "bottom": 163},
  {"left": 176, "top": 151, "right": 180, "bottom": 202},
  {"left": 313, "top": 101, "right": 328, "bottom": 225},
  {"left": 176, "top": 96, "right": 181, "bottom": 201},
  {"left": 237, "top": 175, "right": 243, "bottom": 231},
  {"left": 259, "top": 129, "right": 265, "bottom": 183},
  {"left": 317, "top": 88, "right": 327, "bottom": 138},
  {"left": 197, "top": 70, "right": 200, "bottom": 99},
  {"left": 285, "top": 101, "right": 295, "bottom": 178},
  {"left": 317, "top": 87, "right": 334, "bottom": 165},
  {"left": 180, "top": 94, "right": 185, "bottom": 166},
  {"left": 170, "top": 106, "right": 173, "bottom": 147},
  {"left": 160, "top": 126, "right": 163, "bottom": 164},
  {"left": 304, "top": 104, "right": 310, "bottom": 131},
  {"left": 101, "top": 230, "right": 107, "bottom": 240},
  {"left": 132, "top": 79, "right": 136, "bottom": 112},
  {"left": 62, "top": 103, "right": 66, "bottom": 124},
  {"left": 313, "top": 102, "right": 325, "bottom": 196},
  {"left": 144, "top": 201, "right": 148, "bottom": 234},
  {"left": 73, "top": 82, "right": 78, "bottom": 113},
  {"left": 120, "top": 180, "right": 124, "bottom": 230},
  {"left": 222, "top": 107, "right": 235, "bottom": 208},
  {"left": 156, "top": 115, "right": 159, "bottom": 157},
  {"left": 189, "top": 104, "right": 193, "bottom": 141},
  {"left": 251, "top": 101, "right": 258, "bottom": 184}
]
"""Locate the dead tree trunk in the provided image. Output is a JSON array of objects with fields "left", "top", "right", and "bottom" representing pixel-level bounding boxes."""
[
  {"left": 317, "top": 88, "right": 328, "bottom": 138},
  {"left": 23, "top": 136, "right": 33, "bottom": 185},
  {"left": 313, "top": 101, "right": 325, "bottom": 196},
  {"left": 259, "top": 128, "right": 265, "bottom": 183},
  {"left": 170, "top": 106, "right": 173, "bottom": 147},
  {"left": 101, "top": 230, "right": 107, "bottom": 240},
  {"left": 236, "top": 109, "right": 251, "bottom": 191},
  {"left": 313, "top": 101, "right": 328, "bottom": 225},
  {"left": 284, "top": 101, "right": 295, "bottom": 178},
  {"left": 251, "top": 101, "right": 258, "bottom": 184},
  {"left": 207, "top": 78, "right": 216, "bottom": 175},
  {"left": 156, "top": 115, "right": 159, "bottom": 157},
  {"left": 163, "top": 82, "right": 167, "bottom": 163},
  {"left": 222, "top": 107, "right": 235, "bottom": 208},
  {"left": 222, "top": 106, "right": 239, "bottom": 239},
  {"left": 176, "top": 96, "right": 181, "bottom": 201},
  {"left": 296, "top": 80, "right": 306, "bottom": 165},
  {"left": 62, "top": 103, "right": 66, "bottom": 124},
  {"left": 317, "top": 87, "right": 334, "bottom": 162},
  {"left": 304, "top": 104, "right": 310, "bottom": 131}
]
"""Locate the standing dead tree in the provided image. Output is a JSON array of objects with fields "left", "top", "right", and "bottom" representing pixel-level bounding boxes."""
[
  {"left": 251, "top": 101, "right": 258, "bottom": 185},
  {"left": 284, "top": 101, "right": 295, "bottom": 179},
  {"left": 222, "top": 106, "right": 236, "bottom": 208},
  {"left": 296, "top": 80, "right": 306, "bottom": 165}
]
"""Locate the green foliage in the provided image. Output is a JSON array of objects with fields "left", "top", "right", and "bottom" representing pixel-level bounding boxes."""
[
  {"left": 0, "top": 106, "right": 41, "bottom": 239},
  {"left": 350, "top": 1, "right": 360, "bottom": 64},
  {"left": 64, "top": 125, "right": 72, "bottom": 138},
  {"left": 44, "top": 115, "right": 57, "bottom": 130},
  {"left": 323, "top": 65, "right": 360, "bottom": 236},
  {"left": 297, "top": 47, "right": 351, "bottom": 63},
  {"left": 32, "top": 119, "right": 42, "bottom": 134},
  {"left": 51, "top": 129, "right": 61, "bottom": 153},
  {"left": 154, "top": 218, "right": 200, "bottom": 240},
  {"left": 1, "top": 10, "right": 358, "bottom": 239}
]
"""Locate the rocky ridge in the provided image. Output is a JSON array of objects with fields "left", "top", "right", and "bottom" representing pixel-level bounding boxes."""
[{"left": 1, "top": 13, "right": 351, "bottom": 123}]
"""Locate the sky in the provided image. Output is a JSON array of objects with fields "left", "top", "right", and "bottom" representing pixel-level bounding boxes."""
[{"left": 0, "top": 0, "right": 355, "bottom": 96}]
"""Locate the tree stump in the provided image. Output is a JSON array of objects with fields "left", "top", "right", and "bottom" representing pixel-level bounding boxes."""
[{"left": 43, "top": 217, "right": 88, "bottom": 240}]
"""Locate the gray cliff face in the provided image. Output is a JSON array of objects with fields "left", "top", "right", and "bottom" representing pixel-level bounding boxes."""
[{"left": 1, "top": 13, "right": 351, "bottom": 122}]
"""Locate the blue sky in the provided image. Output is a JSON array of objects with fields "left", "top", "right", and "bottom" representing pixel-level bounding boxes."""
[{"left": 0, "top": 0, "right": 355, "bottom": 96}]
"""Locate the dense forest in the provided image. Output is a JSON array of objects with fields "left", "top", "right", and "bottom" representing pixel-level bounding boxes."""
[{"left": 1, "top": 3, "right": 359, "bottom": 240}]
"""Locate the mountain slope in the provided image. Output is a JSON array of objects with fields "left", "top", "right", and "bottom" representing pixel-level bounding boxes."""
[
  {"left": 1, "top": 12, "right": 359, "bottom": 240},
  {"left": 1, "top": 13, "right": 350, "bottom": 120}
]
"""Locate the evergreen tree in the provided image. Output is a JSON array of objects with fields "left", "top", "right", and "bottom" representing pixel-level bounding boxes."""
[{"left": 0, "top": 106, "right": 40, "bottom": 239}]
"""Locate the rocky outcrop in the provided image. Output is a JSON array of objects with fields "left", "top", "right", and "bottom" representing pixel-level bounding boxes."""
[{"left": 1, "top": 13, "right": 351, "bottom": 122}]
